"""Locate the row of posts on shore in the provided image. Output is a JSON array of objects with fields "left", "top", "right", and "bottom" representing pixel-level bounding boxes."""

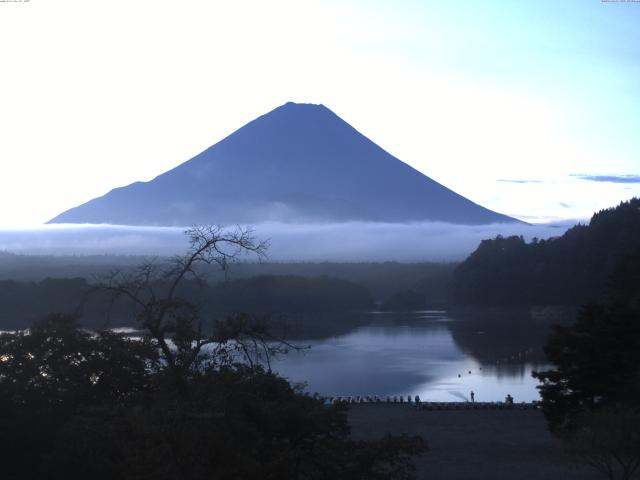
[{"left": 316, "top": 394, "right": 540, "bottom": 409}]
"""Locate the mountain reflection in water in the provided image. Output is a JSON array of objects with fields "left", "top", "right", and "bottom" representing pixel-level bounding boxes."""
[{"left": 271, "top": 310, "right": 559, "bottom": 402}]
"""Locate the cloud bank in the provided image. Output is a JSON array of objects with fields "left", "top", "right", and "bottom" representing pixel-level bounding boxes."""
[
  {"left": 0, "top": 222, "right": 572, "bottom": 262},
  {"left": 571, "top": 174, "right": 640, "bottom": 184}
]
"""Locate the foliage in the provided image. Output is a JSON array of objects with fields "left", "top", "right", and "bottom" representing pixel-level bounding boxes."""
[
  {"left": 533, "top": 251, "right": 640, "bottom": 432},
  {"left": 452, "top": 198, "right": 640, "bottom": 306},
  {"left": 0, "top": 254, "right": 456, "bottom": 327},
  {"left": 0, "top": 275, "right": 374, "bottom": 331},
  {"left": 0, "top": 313, "right": 156, "bottom": 409},
  {"left": 0, "top": 277, "right": 89, "bottom": 329},
  {"left": 0, "top": 315, "right": 427, "bottom": 480},
  {"left": 533, "top": 302, "right": 640, "bottom": 430},
  {"left": 0, "top": 226, "right": 427, "bottom": 479},
  {"left": 46, "top": 365, "right": 426, "bottom": 480},
  {"left": 0, "top": 314, "right": 156, "bottom": 480},
  {"left": 380, "top": 289, "right": 427, "bottom": 311},
  {"left": 532, "top": 244, "right": 640, "bottom": 479},
  {"left": 210, "top": 274, "right": 373, "bottom": 314}
]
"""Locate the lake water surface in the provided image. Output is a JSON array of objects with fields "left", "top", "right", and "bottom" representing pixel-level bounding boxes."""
[{"left": 271, "top": 310, "right": 550, "bottom": 403}]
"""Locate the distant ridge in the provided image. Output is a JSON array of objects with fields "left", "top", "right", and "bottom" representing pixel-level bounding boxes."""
[{"left": 49, "top": 102, "right": 520, "bottom": 226}]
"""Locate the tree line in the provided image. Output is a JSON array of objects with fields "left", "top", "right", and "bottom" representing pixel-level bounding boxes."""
[
  {"left": 452, "top": 198, "right": 640, "bottom": 307},
  {"left": 0, "top": 274, "right": 373, "bottom": 331}
]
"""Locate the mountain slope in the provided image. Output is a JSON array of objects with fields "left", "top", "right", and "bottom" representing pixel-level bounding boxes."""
[{"left": 49, "top": 102, "right": 518, "bottom": 226}]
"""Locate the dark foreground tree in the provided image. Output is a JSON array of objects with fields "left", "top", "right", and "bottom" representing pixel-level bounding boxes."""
[
  {"left": 0, "top": 314, "right": 157, "bottom": 480},
  {"left": 533, "top": 253, "right": 640, "bottom": 479},
  {"left": 533, "top": 253, "right": 640, "bottom": 431},
  {"left": 0, "top": 226, "right": 427, "bottom": 480},
  {"left": 98, "top": 226, "right": 271, "bottom": 379},
  {"left": 0, "top": 314, "right": 426, "bottom": 480}
]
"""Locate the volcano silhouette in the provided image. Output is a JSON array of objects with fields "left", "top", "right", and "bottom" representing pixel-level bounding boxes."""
[{"left": 49, "top": 102, "right": 518, "bottom": 226}]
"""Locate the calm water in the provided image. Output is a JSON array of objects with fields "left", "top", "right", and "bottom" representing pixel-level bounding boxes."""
[{"left": 271, "top": 310, "right": 550, "bottom": 402}]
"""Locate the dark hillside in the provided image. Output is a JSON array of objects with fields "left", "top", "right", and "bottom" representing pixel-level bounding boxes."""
[{"left": 452, "top": 198, "right": 640, "bottom": 306}]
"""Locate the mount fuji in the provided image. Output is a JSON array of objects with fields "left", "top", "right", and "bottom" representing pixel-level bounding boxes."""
[{"left": 49, "top": 102, "right": 519, "bottom": 226}]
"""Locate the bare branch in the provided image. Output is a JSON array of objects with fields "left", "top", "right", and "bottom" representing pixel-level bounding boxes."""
[{"left": 89, "top": 224, "right": 276, "bottom": 389}]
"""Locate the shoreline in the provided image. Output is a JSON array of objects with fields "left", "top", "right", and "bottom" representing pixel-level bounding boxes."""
[
  {"left": 348, "top": 404, "right": 599, "bottom": 480},
  {"left": 327, "top": 397, "right": 539, "bottom": 410}
]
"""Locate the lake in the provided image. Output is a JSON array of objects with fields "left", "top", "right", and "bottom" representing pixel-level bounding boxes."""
[{"left": 271, "top": 310, "right": 551, "bottom": 403}]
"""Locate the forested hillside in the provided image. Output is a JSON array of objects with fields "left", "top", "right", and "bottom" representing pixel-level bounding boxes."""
[
  {"left": 0, "top": 275, "right": 373, "bottom": 330},
  {"left": 0, "top": 254, "right": 453, "bottom": 302},
  {"left": 452, "top": 198, "right": 640, "bottom": 306}
]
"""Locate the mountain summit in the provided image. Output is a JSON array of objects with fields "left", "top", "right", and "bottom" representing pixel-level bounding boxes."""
[{"left": 49, "top": 102, "right": 518, "bottom": 225}]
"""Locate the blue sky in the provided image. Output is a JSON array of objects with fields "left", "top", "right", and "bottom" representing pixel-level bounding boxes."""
[{"left": 0, "top": 0, "right": 639, "bottom": 227}]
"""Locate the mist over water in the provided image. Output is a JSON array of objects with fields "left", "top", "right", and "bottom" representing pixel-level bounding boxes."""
[{"left": 0, "top": 221, "right": 569, "bottom": 261}]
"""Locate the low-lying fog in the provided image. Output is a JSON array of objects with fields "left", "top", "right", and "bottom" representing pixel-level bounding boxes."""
[{"left": 0, "top": 221, "right": 573, "bottom": 261}]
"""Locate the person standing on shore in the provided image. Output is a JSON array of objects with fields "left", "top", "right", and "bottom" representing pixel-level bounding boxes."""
[{"left": 470, "top": 390, "right": 475, "bottom": 402}]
